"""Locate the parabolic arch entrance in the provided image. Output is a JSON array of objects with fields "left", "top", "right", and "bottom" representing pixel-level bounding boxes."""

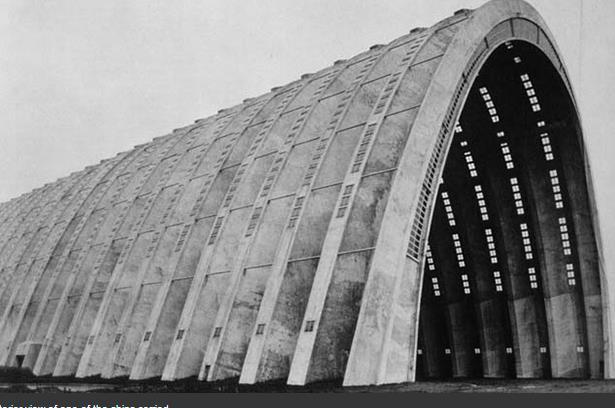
[
  {"left": 0, "top": 0, "right": 611, "bottom": 388},
  {"left": 415, "top": 39, "right": 602, "bottom": 381}
]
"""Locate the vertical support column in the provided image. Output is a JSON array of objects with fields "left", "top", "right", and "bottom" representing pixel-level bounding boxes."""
[
  {"left": 287, "top": 34, "right": 426, "bottom": 385},
  {"left": 75, "top": 131, "right": 197, "bottom": 378},
  {"left": 20, "top": 151, "right": 142, "bottom": 370},
  {"left": 0, "top": 152, "right": 131, "bottom": 367},
  {"left": 39, "top": 136, "right": 177, "bottom": 377},
  {"left": 98, "top": 117, "right": 228, "bottom": 378},
  {"left": 160, "top": 88, "right": 296, "bottom": 381},
  {"left": 127, "top": 107, "right": 248, "bottom": 380},
  {"left": 0, "top": 163, "right": 110, "bottom": 365},
  {"left": 198, "top": 73, "right": 334, "bottom": 381}
]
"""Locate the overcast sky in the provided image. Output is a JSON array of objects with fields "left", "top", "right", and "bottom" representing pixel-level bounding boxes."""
[{"left": 1, "top": 0, "right": 614, "bottom": 268}]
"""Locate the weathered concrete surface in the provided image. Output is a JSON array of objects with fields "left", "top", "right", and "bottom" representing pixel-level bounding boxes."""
[{"left": 0, "top": 0, "right": 610, "bottom": 386}]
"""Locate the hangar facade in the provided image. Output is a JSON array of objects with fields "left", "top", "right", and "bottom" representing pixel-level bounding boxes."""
[{"left": 0, "top": 0, "right": 611, "bottom": 386}]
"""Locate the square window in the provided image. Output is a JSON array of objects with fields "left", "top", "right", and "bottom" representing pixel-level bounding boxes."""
[
  {"left": 529, "top": 275, "right": 537, "bottom": 282},
  {"left": 506, "top": 347, "right": 513, "bottom": 354},
  {"left": 514, "top": 57, "right": 521, "bottom": 64},
  {"left": 445, "top": 348, "right": 451, "bottom": 355},
  {"left": 540, "top": 346, "right": 547, "bottom": 353},
  {"left": 176, "top": 329, "right": 185, "bottom": 340},
  {"left": 482, "top": 214, "right": 489, "bottom": 221},
  {"left": 497, "top": 131, "right": 505, "bottom": 138},
  {"left": 418, "top": 349, "right": 423, "bottom": 355},
  {"left": 464, "top": 288, "right": 471, "bottom": 294},
  {"left": 143, "top": 331, "right": 152, "bottom": 342},
  {"left": 256, "top": 323, "right": 266, "bottom": 335},
  {"left": 434, "top": 290, "right": 441, "bottom": 297},
  {"left": 546, "top": 153, "right": 554, "bottom": 161},
  {"left": 474, "top": 348, "right": 481, "bottom": 354},
  {"left": 577, "top": 345, "right": 584, "bottom": 352},
  {"left": 213, "top": 327, "right": 222, "bottom": 337},
  {"left": 537, "top": 121, "right": 546, "bottom": 127},
  {"left": 305, "top": 320, "right": 315, "bottom": 332},
  {"left": 531, "top": 282, "right": 538, "bottom": 289}
]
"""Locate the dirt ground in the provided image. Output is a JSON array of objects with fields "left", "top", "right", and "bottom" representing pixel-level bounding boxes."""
[{"left": 1, "top": 377, "right": 615, "bottom": 393}]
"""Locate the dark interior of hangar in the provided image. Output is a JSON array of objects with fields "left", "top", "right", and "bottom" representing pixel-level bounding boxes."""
[{"left": 416, "top": 40, "right": 603, "bottom": 380}]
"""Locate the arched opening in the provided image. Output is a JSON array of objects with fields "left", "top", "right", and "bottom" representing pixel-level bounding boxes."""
[{"left": 416, "top": 40, "right": 603, "bottom": 380}]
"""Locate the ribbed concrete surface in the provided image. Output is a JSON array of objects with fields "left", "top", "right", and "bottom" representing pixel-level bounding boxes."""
[{"left": 0, "top": 0, "right": 611, "bottom": 386}]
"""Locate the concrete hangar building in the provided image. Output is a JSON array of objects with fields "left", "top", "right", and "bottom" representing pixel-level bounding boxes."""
[{"left": 0, "top": 0, "right": 611, "bottom": 387}]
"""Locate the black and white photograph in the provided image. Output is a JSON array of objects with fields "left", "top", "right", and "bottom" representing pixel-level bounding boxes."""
[{"left": 0, "top": 0, "right": 614, "bottom": 396}]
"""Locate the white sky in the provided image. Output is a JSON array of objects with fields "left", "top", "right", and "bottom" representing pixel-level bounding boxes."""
[{"left": 1, "top": 0, "right": 614, "bottom": 269}]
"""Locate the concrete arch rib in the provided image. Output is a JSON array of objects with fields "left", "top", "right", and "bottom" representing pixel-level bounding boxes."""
[{"left": 343, "top": 0, "right": 611, "bottom": 386}]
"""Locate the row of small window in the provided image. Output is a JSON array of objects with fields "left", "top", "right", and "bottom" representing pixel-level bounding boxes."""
[
  {"left": 549, "top": 169, "right": 564, "bottom": 209},
  {"left": 417, "top": 346, "right": 585, "bottom": 356},
  {"left": 525, "top": 267, "right": 538, "bottom": 289},
  {"left": 540, "top": 132, "right": 555, "bottom": 161},
  {"left": 493, "top": 270, "right": 503, "bottom": 292},
  {"left": 559, "top": 217, "right": 573, "bottom": 256},
  {"left": 464, "top": 151, "right": 478, "bottom": 178},
  {"left": 431, "top": 276, "right": 441, "bottom": 297},
  {"left": 520, "top": 223, "right": 534, "bottom": 260},
  {"left": 475, "top": 185, "right": 489, "bottom": 221},
  {"left": 485, "top": 228, "right": 498, "bottom": 264},
  {"left": 500, "top": 142, "right": 515, "bottom": 170},
  {"left": 510, "top": 177, "right": 525, "bottom": 215},
  {"left": 419, "top": 347, "right": 513, "bottom": 356},
  {"left": 566, "top": 263, "right": 577, "bottom": 286},
  {"left": 452, "top": 233, "right": 466, "bottom": 268},
  {"left": 441, "top": 191, "right": 457, "bottom": 227},
  {"left": 520, "top": 74, "right": 542, "bottom": 112},
  {"left": 479, "top": 87, "right": 500, "bottom": 123},
  {"left": 461, "top": 273, "right": 471, "bottom": 295},
  {"left": 426, "top": 245, "right": 436, "bottom": 271}
]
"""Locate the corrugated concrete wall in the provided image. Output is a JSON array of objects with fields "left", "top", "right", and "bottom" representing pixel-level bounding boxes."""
[{"left": 0, "top": 0, "right": 611, "bottom": 386}]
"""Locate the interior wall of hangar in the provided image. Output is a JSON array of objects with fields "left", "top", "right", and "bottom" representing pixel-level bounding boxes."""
[{"left": 0, "top": 0, "right": 610, "bottom": 387}]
